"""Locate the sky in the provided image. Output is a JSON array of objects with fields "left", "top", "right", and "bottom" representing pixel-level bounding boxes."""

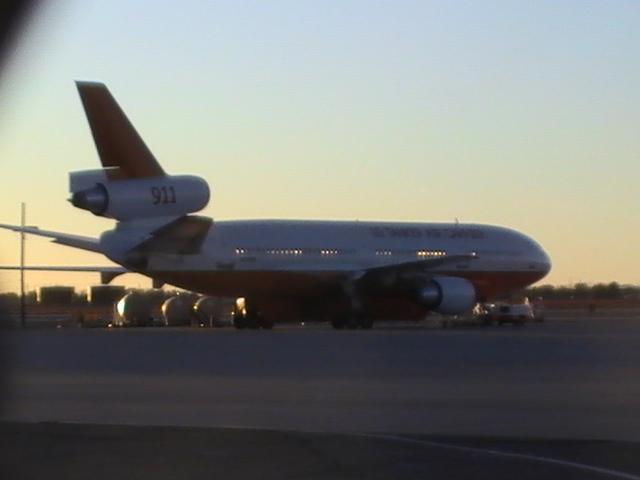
[{"left": 0, "top": 0, "right": 638, "bottom": 293}]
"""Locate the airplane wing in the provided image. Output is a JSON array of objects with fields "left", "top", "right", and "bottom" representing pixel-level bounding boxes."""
[
  {"left": 0, "top": 223, "right": 102, "bottom": 253},
  {"left": 358, "top": 252, "right": 478, "bottom": 286},
  {"left": 0, "top": 265, "right": 129, "bottom": 285},
  {"left": 277, "top": 253, "right": 477, "bottom": 275},
  {"left": 365, "top": 253, "right": 477, "bottom": 276}
]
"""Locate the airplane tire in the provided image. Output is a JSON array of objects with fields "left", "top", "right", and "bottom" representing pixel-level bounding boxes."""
[
  {"left": 358, "top": 315, "right": 374, "bottom": 329},
  {"left": 233, "top": 314, "right": 246, "bottom": 330},
  {"left": 345, "top": 316, "right": 359, "bottom": 329},
  {"left": 246, "top": 316, "right": 260, "bottom": 329},
  {"left": 331, "top": 315, "right": 347, "bottom": 330},
  {"left": 260, "top": 316, "right": 274, "bottom": 330}
]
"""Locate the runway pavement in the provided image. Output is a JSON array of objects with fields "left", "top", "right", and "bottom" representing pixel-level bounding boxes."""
[{"left": 2, "top": 313, "right": 640, "bottom": 479}]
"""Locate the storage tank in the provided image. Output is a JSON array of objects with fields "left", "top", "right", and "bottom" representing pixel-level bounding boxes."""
[
  {"left": 37, "top": 286, "right": 75, "bottom": 306},
  {"left": 162, "top": 296, "right": 194, "bottom": 326},
  {"left": 87, "top": 285, "right": 126, "bottom": 305}
]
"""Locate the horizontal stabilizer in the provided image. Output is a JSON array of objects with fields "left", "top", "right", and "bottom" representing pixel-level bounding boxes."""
[{"left": 0, "top": 223, "right": 102, "bottom": 253}]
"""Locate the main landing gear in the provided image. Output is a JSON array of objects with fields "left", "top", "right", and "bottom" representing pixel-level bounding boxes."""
[
  {"left": 331, "top": 276, "right": 374, "bottom": 330},
  {"left": 330, "top": 312, "right": 374, "bottom": 330}
]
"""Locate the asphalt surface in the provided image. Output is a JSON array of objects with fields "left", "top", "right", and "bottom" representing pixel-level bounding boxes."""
[{"left": 2, "top": 312, "right": 640, "bottom": 479}]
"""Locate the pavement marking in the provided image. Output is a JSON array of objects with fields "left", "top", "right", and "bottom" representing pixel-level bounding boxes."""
[
  {"left": 360, "top": 433, "right": 640, "bottom": 480},
  {"left": 49, "top": 422, "right": 640, "bottom": 479},
  {"left": 225, "top": 425, "right": 640, "bottom": 479}
]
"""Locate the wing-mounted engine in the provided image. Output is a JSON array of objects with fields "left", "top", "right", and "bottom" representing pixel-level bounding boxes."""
[
  {"left": 69, "top": 169, "right": 210, "bottom": 221},
  {"left": 360, "top": 254, "right": 478, "bottom": 316},
  {"left": 412, "top": 275, "right": 476, "bottom": 315}
]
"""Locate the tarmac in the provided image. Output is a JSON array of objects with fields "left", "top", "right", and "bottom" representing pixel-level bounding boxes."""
[{"left": 1, "top": 311, "right": 640, "bottom": 479}]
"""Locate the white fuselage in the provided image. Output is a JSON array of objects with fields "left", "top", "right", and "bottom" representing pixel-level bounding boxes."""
[{"left": 137, "top": 219, "right": 551, "bottom": 300}]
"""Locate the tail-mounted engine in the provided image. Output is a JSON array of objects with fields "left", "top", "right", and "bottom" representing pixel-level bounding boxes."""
[{"left": 69, "top": 169, "right": 210, "bottom": 221}]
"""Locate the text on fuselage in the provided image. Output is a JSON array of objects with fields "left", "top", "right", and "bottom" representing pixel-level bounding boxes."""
[{"left": 369, "top": 227, "right": 484, "bottom": 239}]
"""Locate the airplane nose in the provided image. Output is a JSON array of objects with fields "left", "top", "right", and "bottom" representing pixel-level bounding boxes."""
[
  {"left": 530, "top": 242, "right": 552, "bottom": 277},
  {"left": 539, "top": 249, "right": 552, "bottom": 274}
]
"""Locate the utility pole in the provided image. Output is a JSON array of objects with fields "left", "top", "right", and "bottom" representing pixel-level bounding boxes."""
[{"left": 20, "top": 202, "right": 26, "bottom": 328}]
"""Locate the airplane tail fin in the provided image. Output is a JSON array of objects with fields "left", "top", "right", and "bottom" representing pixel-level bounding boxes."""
[
  {"left": 75, "top": 81, "right": 165, "bottom": 179},
  {"left": 70, "top": 82, "right": 210, "bottom": 223}
]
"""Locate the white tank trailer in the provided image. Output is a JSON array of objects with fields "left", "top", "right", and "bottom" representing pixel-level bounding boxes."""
[
  {"left": 193, "top": 296, "right": 233, "bottom": 327},
  {"left": 114, "top": 291, "right": 164, "bottom": 327},
  {"left": 161, "top": 296, "right": 195, "bottom": 326}
]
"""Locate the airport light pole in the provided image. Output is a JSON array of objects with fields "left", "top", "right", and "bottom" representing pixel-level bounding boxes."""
[{"left": 20, "top": 202, "right": 25, "bottom": 328}]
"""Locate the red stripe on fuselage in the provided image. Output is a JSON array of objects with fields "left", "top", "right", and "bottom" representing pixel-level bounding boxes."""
[
  {"left": 142, "top": 268, "right": 546, "bottom": 300},
  {"left": 138, "top": 269, "right": 546, "bottom": 321}
]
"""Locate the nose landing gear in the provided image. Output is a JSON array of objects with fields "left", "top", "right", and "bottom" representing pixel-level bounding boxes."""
[
  {"left": 233, "top": 297, "right": 274, "bottom": 330},
  {"left": 330, "top": 312, "right": 374, "bottom": 330}
]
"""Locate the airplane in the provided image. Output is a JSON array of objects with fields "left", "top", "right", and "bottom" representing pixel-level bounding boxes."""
[{"left": 0, "top": 81, "right": 551, "bottom": 329}]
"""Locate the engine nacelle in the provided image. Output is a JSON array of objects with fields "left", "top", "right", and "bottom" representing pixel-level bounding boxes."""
[
  {"left": 69, "top": 173, "right": 210, "bottom": 221},
  {"left": 413, "top": 276, "right": 476, "bottom": 315}
]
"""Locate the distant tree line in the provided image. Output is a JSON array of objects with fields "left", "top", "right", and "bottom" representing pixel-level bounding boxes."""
[{"left": 523, "top": 282, "right": 640, "bottom": 301}]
